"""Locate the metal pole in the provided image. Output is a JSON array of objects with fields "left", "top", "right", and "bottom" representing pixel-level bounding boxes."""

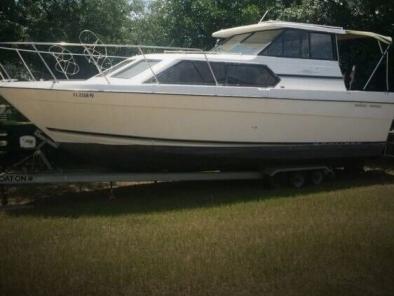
[
  {"left": 378, "top": 41, "right": 389, "bottom": 92},
  {"left": 83, "top": 46, "right": 110, "bottom": 84},
  {"left": 363, "top": 44, "right": 390, "bottom": 91},
  {"left": 0, "top": 63, "right": 11, "bottom": 80},
  {"left": 259, "top": 9, "right": 272, "bottom": 23},
  {"left": 203, "top": 53, "right": 218, "bottom": 86},
  {"left": 386, "top": 50, "right": 390, "bottom": 92},
  {"left": 0, "top": 69, "right": 5, "bottom": 81},
  {"left": 32, "top": 44, "right": 58, "bottom": 83},
  {"left": 378, "top": 41, "right": 383, "bottom": 54},
  {"left": 138, "top": 46, "right": 159, "bottom": 84},
  {"left": 16, "top": 49, "right": 36, "bottom": 81},
  {"left": 335, "top": 35, "right": 340, "bottom": 64}
]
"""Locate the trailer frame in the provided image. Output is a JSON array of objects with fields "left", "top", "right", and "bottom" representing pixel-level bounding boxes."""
[{"left": 0, "top": 164, "right": 334, "bottom": 206}]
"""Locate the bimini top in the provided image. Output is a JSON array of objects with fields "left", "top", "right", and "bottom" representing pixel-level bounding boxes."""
[{"left": 212, "top": 20, "right": 392, "bottom": 45}]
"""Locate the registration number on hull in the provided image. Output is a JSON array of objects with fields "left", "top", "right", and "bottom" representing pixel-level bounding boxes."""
[{"left": 73, "top": 92, "right": 95, "bottom": 98}]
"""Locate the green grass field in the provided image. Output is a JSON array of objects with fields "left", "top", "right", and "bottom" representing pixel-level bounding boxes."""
[{"left": 1, "top": 171, "right": 394, "bottom": 296}]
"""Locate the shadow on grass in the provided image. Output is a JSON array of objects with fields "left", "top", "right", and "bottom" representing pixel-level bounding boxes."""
[{"left": 4, "top": 170, "right": 394, "bottom": 218}]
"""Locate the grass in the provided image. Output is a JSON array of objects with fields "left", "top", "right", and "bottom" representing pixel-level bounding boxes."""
[{"left": 0, "top": 171, "right": 394, "bottom": 296}]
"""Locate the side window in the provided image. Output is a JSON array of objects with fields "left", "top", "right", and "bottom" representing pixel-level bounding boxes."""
[
  {"left": 310, "top": 32, "right": 334, "bottom": 60},
  {"left": 262, "top": 30, "right": 309, "bottom": 58},
  {"left": 148, "top": 61, "right": 214, "bottom": 85},
  {"left": 156, "top": 61, "right": 203, "bottom": 84},
  {"left": 226, "top": 64, "right": 279, "bottom": 87},
  {"left": 262, "top": 35, "right": 283, "bottom": 57},
  {"left": 145, "top": 61, "right": 279, "bottom": 88},
  {"left": 112, "top": 60, "right": 159, "bottom": 79},
  {"left": 261, "top": 30, "right": 336, "bottom": 60},
  {"left": 193, "top": 61, "right": 216, "bottom": 84},
  {"left": 211, "top": 63, "right": 227, "bottom": 84},
  {"left": 283, "top": 30, "right": 309, "bottom": 58}
]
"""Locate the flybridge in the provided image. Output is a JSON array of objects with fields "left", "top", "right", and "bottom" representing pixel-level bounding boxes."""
[
  {"left": 212, "top": 20, "right": 392, "bottom": 44},
  {"left": 212, "top": 20, "right": 391, "bottom": 92}
]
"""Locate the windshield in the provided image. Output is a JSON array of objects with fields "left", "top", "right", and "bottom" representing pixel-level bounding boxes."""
[
  {"left": 96, "top": 58, "right": 134, "bottom": 77},
  {"left": 111, "top": 59, "right": 160, "bottom": 79},
  {"left": 213, "top": 30, "right": 283, "bottom": 55}
]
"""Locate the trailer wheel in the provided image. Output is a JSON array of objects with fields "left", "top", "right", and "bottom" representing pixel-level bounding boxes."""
[
  {"left": 1, "top": 187, "right": 8, "bottom": 206},
  {"left": 289, "top": 172, "right": 305, "bottom": 189},
  {"left": 310, "top": 170, "right": 324, "bottom": 186}
]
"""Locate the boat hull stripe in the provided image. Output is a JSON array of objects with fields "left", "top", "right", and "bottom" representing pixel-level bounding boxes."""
[
  {"left": 277, "top": 74, "right": 343, "bottom": 79},
  {"left": 47, "top": 127, "right": 386, "bottom": 146}
]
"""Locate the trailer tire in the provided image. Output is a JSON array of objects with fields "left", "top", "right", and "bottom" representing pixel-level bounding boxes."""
[
  {"left": 289, "top": 172, "right": 305, "bottom": 189},
  {"left": 310, "top": 170, "right": 324, "bottom": 186},
  {"left": 266, "top": 174, "right": 280, "bottom": 189},
  {"left": 1, "top": 188, "right": 8, "bottom": 206}
]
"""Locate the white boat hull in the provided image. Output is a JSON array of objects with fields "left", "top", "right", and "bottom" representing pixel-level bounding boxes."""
[{"left": 1, "top": 85, "right": 393, "bottom": 170}]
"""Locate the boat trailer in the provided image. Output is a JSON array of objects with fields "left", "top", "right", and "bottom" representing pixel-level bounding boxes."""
[
  {"left": 0, "top": 165, "right": 336, "bottom": 206},
  {"left": 0, "top": 132, "right": 334, "bottom": 206},
  {"left": 2, "top": 123, "right": 394, "bottom": 206}
]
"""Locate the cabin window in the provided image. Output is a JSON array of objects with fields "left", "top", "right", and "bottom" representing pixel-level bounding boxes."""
[
  {"left": 283, "top": 30, "right": 309, "bottom": 58},
  {"left": 261, "top": 29, "right": 336, "bottom": 60},
  {"left": 262, "top": 30, "right": 309, "bottom": 58},
  {"left": 214, "top": 30, "right": 282, "bottom": 55},
  {"left": 310, "top": 32, "right": 334, "bottom": 60},
  {"left": 112, "top": 59, "right": 160, "bottom": 79},
  {"left": 219, "top": 33, "right": 250, "bottom": 53},
  {"left": 148, "top": 61, "right": 213, "bottom": 85},
  {"left": 145, "top": 61, "right": 279, "bottom": 88},
  {"left": 97, "top": 59, "right": 135, "bottom": 77},
  {"left": 225, "top": 64, "right": 279, "bottom": 87}
]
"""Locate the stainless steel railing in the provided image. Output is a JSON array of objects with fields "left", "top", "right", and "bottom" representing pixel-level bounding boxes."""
[{"left": 0, "top": 30, "right": 209, "bottom": 85}]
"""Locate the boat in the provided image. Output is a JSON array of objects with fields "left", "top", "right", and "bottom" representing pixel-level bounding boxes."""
[{"left": 0, "top": 21, "right": 393, "bottom": 171}]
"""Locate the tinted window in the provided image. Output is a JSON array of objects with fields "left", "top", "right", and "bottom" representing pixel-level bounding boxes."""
[
  {"left": 310, "top": 33, "right": 334, "bottom": 60},
  {"left": 214, "top": 30, "right": 282, "bottom": 55},
  {"left": 262, "top": 30, "right": 309, "bottom": 58},
  {"left": 112, "top": 60, "right": 159, "bottom": 79},
  {"left": 226, "top": 64, "right": 279, "bottom": 87},
  {"left": 146, "top": 61, "right": 279, "bottom": 88},
  {"left": 151, "top": 61, "right": 213, "bottom": 85},
  {"left": 283, "top": 30, "right": 309, "bottom": 58},
  {"left": 193, "top": 61, "right": 217, "bottom": 84},
  {"left": 211, "top": 63, "right": 227, "bottom": 84},
  {"left": 262, "top": 29, "right": 336, "bottom": 60},
  {"left": 263, "top": 35, "right": 283, "bottom": 57},
  {"left": 98, "top": 59, "right": 134, "bottom": 77},
  {"left": 219, "top": 33, "right": 251, "bottom": 52}
]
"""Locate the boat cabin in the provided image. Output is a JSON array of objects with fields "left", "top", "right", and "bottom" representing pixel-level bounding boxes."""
[{"left": 95, "top": 21, "right": 391, "bottom": 93}]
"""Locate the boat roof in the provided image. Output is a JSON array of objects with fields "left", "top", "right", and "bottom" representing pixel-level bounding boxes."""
[{"left": 212, "top": 20, "right": 392, "bottom": 45}]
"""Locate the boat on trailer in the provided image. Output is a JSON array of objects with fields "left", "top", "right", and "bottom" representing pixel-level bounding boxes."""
[{"left": 0, "top": 20, "right": 393, "bottom": 171}]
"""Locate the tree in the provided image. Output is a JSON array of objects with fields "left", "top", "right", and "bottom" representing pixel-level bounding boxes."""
[
  {"left": 140, "top": 0, "right": 279, "bottom": 48},
  {"left": 0, "top": 0, "right": 144, "bottom": 42}
]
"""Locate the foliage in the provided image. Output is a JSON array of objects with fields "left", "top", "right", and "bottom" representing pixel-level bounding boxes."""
[
  {"left": 0, "top": 0, "right": 144, "bottom": 42},
  {"left": 1, "top": 0, "right": 393, "bottom": 48},
  {"left": 140, "top": 0, "right": 278, "bottom": 48}
]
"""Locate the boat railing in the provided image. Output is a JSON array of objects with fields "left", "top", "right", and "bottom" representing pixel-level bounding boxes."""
[{"left": 0, "top": 30, "right": 221, "bottom": 85}]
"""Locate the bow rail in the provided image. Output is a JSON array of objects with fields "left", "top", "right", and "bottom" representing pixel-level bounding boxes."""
[{"left": 0, "top": 31, "right": 207, "bottom": 85}]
